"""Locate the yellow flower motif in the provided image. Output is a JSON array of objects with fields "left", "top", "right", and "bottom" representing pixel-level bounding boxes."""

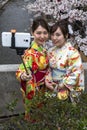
[
  {"left": 38, "top": 56, "right": 46, "bottom": 69},
  {"left": 57, "top": 89, "right": 69, "bottom": 100},
  {"left": 40, "top": 56, "right": 46, "bottom": 64},
  {"left": 38, "top": 63, "right": 45, "bottom": 69}
]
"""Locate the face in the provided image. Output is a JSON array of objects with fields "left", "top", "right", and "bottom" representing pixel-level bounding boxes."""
[
  {"left": 51, "top": 27, "right": 66, "bottom": 48},
  {"left": 32, "top": 25, "right": 49, "bottom": 46}
]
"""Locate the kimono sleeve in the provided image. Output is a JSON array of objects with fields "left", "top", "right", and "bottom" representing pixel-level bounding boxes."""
[{"left": 63, "top": 49, "right": 84, "bottom": 90}]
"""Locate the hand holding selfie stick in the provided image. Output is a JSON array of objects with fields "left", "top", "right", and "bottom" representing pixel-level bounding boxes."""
[{"left": 11, "top": 29, "right": 29, "bottom": 75}]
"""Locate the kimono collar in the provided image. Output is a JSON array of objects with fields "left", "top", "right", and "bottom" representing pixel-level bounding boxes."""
[
  {"left": 53, "top": 42, "right": 70, "bottom": 51},
  {"left": 31, "top": 41, "right": 45, "bottom": 53}
]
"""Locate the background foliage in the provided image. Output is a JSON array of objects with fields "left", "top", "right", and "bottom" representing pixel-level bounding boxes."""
[{"left": 1, "top": 92, "right": 87, "bottom": 130}]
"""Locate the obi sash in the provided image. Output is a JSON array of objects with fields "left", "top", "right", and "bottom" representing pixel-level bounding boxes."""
[{"left": 21, "top": 68, "right": 47, "bottom": 92}]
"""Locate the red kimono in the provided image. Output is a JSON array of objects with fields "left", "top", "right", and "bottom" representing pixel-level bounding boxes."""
[{"left": 16, "top": 41, "right": 49, "bottom": 115}]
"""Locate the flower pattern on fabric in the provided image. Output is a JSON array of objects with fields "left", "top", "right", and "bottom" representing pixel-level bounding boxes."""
[
  {"left": 16, "top": 41, "right": 49, "bottom": 112},
  {"left": 45, "top": 42, "right": 84, "bottom": 100},
  {"left": 26, "top": 90, "right": 35, "bottom": 100}
]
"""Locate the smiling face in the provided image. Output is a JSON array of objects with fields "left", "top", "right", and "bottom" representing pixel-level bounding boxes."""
[
  {"left": 32, "top": 25, "right": 49, "bottom": 46},
  {"left": 51, "top": 27, "right": 67, "bottom": 48}
]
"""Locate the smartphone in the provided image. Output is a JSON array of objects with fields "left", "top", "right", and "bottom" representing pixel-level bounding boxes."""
[{"left": 1, "top": 32, "right": 32, "bottom": 48}]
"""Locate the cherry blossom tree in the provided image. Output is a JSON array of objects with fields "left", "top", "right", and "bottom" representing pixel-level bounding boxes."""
[{"left": 26, "top": 0, "right": 87, "bottom": 56}]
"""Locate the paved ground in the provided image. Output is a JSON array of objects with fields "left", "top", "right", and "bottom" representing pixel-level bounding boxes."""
[
  {"left": 0, "top": 0, "right": 34, "bottom": 64},
  {"left": 0, "top": 0, "right": 29, "bottom": 121}
]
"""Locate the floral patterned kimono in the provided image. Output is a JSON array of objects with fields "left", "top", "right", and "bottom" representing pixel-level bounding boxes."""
[
  {"left": 45, "top": 42, "right": 84, "bottom": 101},
  {"left": 16, "top": 41, "right": 48, "bottom": 116}
]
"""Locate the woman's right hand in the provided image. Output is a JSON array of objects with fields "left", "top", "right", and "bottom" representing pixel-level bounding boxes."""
[{"left": 20, "top": 72, "right": 32, "bottom": 81}]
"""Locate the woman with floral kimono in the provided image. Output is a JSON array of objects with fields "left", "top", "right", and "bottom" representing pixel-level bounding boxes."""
[
  {"left": 16, "top": 17, "right": 49, "bottom": 121},
  {"left": 45, "top": 19, "right": 84, "bottom": 102}
]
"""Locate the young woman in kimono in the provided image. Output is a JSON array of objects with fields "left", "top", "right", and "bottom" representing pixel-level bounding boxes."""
[
  {"left": 45, "top": 19, "right": 84, "bottom": 102},
  {"left": 16, "top": 17, "right": 49, "bottom": 121}
]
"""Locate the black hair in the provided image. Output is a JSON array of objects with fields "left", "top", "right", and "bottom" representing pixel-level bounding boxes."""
[
  {"left": 50, "top": 19, "right": 69, "bottom": 38},
  {"left": 31, "top": 17, "right": 49, "bottom": 33}
]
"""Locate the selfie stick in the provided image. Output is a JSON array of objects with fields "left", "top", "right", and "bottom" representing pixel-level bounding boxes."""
[
  {"left": 20, "top": 56, "right": 29, "bottom": 75},
  {"left": 11, "top": 29, "right": 29, "bottom": 75}
]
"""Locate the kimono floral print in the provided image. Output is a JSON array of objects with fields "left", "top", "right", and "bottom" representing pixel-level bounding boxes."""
[
  {"left": 45, "top": 20, "right": 84, "bottom": 101},
  {"left": 16, "top": 41, "right": 48, "bottom": 119},
  {"left": 16, "top": 17, "right": 49, "bottom": 121},
  {"left": 46, "top": 43, "right": 84, "bottom": 101}
]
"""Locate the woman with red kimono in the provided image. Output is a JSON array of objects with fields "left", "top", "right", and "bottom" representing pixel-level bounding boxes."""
[{"left": 16, "top": 17, "right": 49, "bottom": 121}]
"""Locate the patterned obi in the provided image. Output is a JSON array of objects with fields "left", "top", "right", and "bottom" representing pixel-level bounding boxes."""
[{"left": 51, "top": 68, "right": 66, "bottom": 82}]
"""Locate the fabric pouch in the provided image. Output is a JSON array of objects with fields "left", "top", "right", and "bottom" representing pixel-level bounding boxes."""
[{"left": 57, "top": 88, "right": 69, "bottom": 100}]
